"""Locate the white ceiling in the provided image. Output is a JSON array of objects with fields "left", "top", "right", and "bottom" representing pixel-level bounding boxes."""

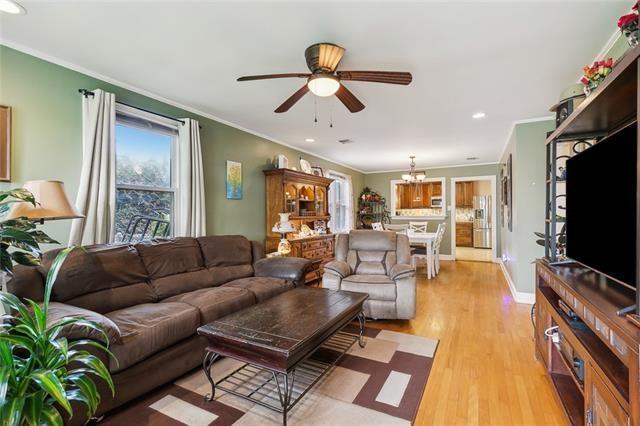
[{"left": 0, "top": 1, "right": 629, "bottom": 172}]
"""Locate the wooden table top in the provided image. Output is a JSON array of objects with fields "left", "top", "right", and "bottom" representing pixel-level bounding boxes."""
[{"left": 197, "top": 287, "right": 368, "bottom": 372}]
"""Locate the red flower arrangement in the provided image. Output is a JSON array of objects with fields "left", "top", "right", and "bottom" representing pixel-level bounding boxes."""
[
  {"left": 618, "top": 12, "right": 638, "bottom": 29},
  {"left": 579, "top": 58, "right": 614, "bottom": 95}
]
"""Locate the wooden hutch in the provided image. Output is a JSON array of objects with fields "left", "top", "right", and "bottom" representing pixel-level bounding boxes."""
[
  {"left": 535, "top": 46, "right": 639, "bottom": 425},
  {"left": 264, "top": 169, "right": 335, "bottom": 284}
]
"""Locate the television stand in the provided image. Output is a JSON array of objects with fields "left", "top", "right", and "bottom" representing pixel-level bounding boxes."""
[{"left": 535, "top": 261, "right": 640, "bottom": 425}]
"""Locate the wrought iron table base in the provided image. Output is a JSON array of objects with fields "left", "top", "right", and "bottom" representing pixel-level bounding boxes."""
[{"left": 203, "top": 312, "right": 366, "bottom": 425}]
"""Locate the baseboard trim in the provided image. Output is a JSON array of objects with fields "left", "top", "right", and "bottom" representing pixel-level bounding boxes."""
[
  {"left": 497, "top": 260, "right": 535, "bottom": 305},
  {"left": 439, "top": 254, "right": 454, "bottom": 261}
]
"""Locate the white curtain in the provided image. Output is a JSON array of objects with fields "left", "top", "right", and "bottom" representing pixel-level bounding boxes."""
[
  {"left": 69, "top": 89, "right": 116, "bottom": 246},
  {"left": 177, "top": 118, "right": 206, "bottom": 237},
  {"left": 326, "top": 170, "right": 354, "bottom": 233},
  {"left": 344, "top": 173, "right": 354, "bottom": 231}
]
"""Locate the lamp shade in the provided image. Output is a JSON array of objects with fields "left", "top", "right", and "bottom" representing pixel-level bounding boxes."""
[{"left": 6, "top": 180, "right": 83, "bottom": 221}]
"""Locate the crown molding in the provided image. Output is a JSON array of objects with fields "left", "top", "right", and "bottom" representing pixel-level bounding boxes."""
[
  {"left": 364, "top": 161, "right": 500, "bottom": 175},
  {"left": 0, "top": 38, "right": 366, "bottom": 174},
  {"left": 498, "top": 116, "right": 555, "bottom": 163}
]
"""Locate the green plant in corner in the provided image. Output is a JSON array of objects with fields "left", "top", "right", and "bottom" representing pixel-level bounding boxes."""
[{"left": 0, "top": 247, "right": 115, "bottom": 425}]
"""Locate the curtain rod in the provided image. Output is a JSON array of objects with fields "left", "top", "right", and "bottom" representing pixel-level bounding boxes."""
[{"left": 78, "top": 89, "right": 202, "bottom": 129}]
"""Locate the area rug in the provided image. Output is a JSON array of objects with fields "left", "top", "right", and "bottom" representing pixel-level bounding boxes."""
[{"left": 102, "top": 326, "right": 438, "bottom": 425}]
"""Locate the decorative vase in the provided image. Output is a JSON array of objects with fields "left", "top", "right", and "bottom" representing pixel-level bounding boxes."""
[
  {"left": 622, "top": 25, "right": 639, "bottom": 47},
  {"left": 277, "top": 238, "right": 292, "bottom": 256}
]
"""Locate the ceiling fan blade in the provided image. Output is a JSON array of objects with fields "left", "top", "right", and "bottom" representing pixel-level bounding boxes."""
[
  {"left": 274, "top": 84, "right": 310, "bottom": 113},
  {"left": 335, "top": 84, "right": 365, "bottom": 113},
  {"left": 237, "top": 73, "right": 310, "bottom": 81},
  {"left": 336, "top": 71, "right": 412, "bottom": 85}
]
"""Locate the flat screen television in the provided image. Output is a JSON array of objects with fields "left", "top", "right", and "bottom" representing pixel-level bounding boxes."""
[{"left": 566, "top": 123, "right": 637, "bottom": 293}]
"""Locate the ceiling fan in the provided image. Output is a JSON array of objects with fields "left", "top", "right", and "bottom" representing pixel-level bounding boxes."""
[{"left": 237, "top": 42, "right": 412, "bottom": 113}]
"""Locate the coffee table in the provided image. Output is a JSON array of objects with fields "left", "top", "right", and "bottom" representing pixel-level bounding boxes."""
[{"left": 197, "top": 287, "right": 368, "bottom": 425}]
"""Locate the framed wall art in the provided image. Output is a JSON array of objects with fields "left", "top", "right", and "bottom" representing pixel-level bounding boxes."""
[
  {"left": 0, "top": 106, "right": 11, "bottom": 182},
  {"left": 226, "top": 160, "right": 242, "bottom": 200}
]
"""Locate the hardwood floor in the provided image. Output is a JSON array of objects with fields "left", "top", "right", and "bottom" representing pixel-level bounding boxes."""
[{"left": 367, "top": 260, "right": 567, "bottom": 425}]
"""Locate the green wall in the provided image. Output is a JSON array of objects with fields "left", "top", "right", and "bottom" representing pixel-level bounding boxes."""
[
  {"left": 363, "top": 163, "right": 501, "bottom": 256},
  {"left": 0, "top": 45, "right": 363, "bottom": 246},
  {"left": 500, "top": 119, "right": 555, "bottom": 294}
]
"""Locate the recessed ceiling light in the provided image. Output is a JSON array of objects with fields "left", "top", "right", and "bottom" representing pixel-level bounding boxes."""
[
  {"left": 0, "top": 0, "right": 26, "bottom": 14},
  {"left": 305, "top": 138, "right": 315, "bottom": 143},
  {"left": 472, "top": 112, "right": 486, "bottom": 119}
]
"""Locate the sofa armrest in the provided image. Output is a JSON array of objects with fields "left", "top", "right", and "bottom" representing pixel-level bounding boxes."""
[
  {"left": 46, "top": 302, "right": 121, "bottom": 345},
  {"left": 253, "top": 257, "right": 312, "bottom": 287},
  {"left": 323, "top": 260, "right": 351, "bottom": 278},
  {"left": 389, "top": 263, "right": 415, "bottom": 281}
]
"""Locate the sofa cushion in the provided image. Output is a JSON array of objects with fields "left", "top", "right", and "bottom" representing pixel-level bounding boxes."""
[
  {"left": 135, "top": 238, "right": 204, "bottom": 278},
  {"left": 223, "top": 277, "right": 293, "bottom": 303},
  {"left": 106, "top": 302, "right": 199, "bottom": 373},
  {"left": 135, "top": 238, "right": 215, "bottom": 299},
  {"left": 162, "top": 287, "right": 255, "bottom": 324},
  {"left": 209, "top": 265, "right": 255, "bottom": 287},
  {"left": 341, "top": 275, "right": 396, "bottom": 301},
  {"left": 43, "top": 245, "right": 155, "bottom": 314},
  {"left": 197, "top": 235, "right": 253, "bottom": 267}
]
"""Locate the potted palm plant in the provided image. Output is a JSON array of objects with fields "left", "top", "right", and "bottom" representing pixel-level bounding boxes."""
[{"left": 0, "top": 189, "right": 114, "bottom": 424}]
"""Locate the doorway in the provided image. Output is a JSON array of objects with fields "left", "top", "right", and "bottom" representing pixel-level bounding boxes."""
[{"left": 451, "top": 176, "right": 497, "bottom": 262}]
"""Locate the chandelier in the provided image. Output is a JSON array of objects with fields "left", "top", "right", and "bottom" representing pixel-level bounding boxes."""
[{"left": 401, "top": 156, "right": 426, "bottom": 183}]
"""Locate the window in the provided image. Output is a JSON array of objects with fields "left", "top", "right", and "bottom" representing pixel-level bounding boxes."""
[
  {"left": 114, "top": 105, "right": 178, "bottom": 242},
  {"left": 327, "top": 171, "right": 353, "bottom": 233}
]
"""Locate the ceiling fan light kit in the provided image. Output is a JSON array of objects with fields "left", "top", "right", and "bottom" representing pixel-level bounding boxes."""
[
  {"left": 307, "top": 74, "right": 340, "bottom": 97},
  {"left": 237, "top": 42, "right": 412, "bottom": 113}
]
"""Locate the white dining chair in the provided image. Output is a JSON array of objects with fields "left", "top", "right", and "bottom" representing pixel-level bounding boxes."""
[
  {"left": 432, "top": 222, "right": 447, "bottom": 275},
  {"left": 371, "top": 222, "right": 384, "bottom": 231},
  {"left": 409, "top": 221, "right": 428, "bottom": 233},
  {"left": 384, "top": 223, "right": 408, "bottom": 234}
]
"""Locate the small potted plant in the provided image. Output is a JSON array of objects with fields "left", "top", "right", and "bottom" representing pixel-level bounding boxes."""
[
  {"left": 579, "top": 58, "right": 614, "bottom": 96},
  {"left": 618, "top": 1, "right": 638, "bottom": 47}
]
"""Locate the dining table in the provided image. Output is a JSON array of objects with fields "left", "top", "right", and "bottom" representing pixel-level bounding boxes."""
[{"left": 406, "top": 230, "right": 439, "bottom": 279}]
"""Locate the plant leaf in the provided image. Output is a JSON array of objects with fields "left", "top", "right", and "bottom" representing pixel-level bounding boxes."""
[
  {"left": 30, "top": 370, "right": 73, "bottom": 416},
  {"left": 0, "top": 365, "right": 10, "bottom": 407},
  {"left": 68, "top": 374, "right": 100, "bottom": 414},
  {"left": 43, "top": 247, "right": 75, "bottom": 314},
  {"left": 1, "top": 396, "right": 25, "bottom": 426},
  {"left": 39, "top": 405, "right": 63, "bottom": 426},
  {"left": 28, "top": 230, "right": 59, "bottom": 245},
  {"left": 68, "top": 354, "right": 114, "bottom": 395},
  {"left": 22, "top": 393, "right": 43, "bottom": 426},
  {"left": 10, "top": 251, "right": 40, "bottom": 267}
]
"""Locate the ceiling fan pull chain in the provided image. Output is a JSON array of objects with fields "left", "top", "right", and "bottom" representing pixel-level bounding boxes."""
[
  {"left": 329, "top": 100, "right": 334, "bottom": 128},
  {"left": 314, "top": 97, "right": 318, "bottom": 123}
]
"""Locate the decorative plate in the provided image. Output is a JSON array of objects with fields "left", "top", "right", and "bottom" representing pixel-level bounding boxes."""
[{"left": 299, "top": 158, "right": 312, "bottom": 174}]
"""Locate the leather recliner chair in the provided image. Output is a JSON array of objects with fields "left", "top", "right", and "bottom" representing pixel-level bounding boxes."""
[{"left": 323, "top": 230, "right": 416, "bottom": 320}]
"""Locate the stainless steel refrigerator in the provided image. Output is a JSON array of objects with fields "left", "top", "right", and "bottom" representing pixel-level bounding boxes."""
[{"left": 473, "top": 196, "right": 492, "bottom": 248}]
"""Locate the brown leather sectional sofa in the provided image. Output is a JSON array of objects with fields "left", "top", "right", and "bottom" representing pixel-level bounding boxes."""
[{"left": 7, "top": 235, "right": 311, "bottom": 419}]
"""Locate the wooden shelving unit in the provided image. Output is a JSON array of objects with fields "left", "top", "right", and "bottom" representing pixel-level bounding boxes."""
[
  {"left": 545, "top": 46, "right": 639, "bottom": 262},
  {"left": 537, "top": 45, "right": 639, "bottom": 425}
]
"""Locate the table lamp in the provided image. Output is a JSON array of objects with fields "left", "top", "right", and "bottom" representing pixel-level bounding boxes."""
[
  {"left": 272, "top": 213, "right": 295, "bottom": 256},
  {"left": 5, "top": 180, "right": 83, "bottom": 222}
]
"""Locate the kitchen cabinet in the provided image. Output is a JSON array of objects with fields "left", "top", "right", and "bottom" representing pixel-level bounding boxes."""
[
  {"left": 455, "top": 182, "right": 474, "bottom": 208},
  {"left": 396, "top": 182, "right": 443, "bottom": 209},
  {"left": 456, "top": 222, "right": 473, "bottom": 247}
]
